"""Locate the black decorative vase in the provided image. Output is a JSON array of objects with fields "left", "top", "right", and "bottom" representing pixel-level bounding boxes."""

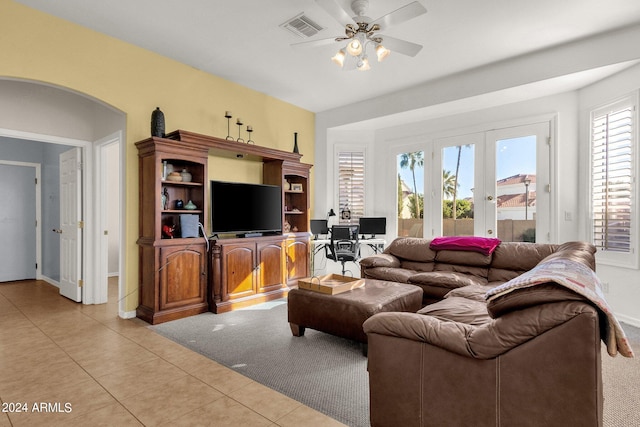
[
  {"left": 293, "top": 132, "right": 299, "bottom": 154},
  {"left": 151, "top": 107, "right": 165, "bottom": 138}
]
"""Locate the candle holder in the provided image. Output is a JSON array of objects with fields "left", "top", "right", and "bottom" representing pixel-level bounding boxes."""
[
  {"left": 246, "top": 126, "right": 254, "bottom": 144},
  {"left": 224, "top": 111, "right": 234, "bottom": 140},
  {"left": 236, "top": 118, "right": 244, "bottom": 143}
]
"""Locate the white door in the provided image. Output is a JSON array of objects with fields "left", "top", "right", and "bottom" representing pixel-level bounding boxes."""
[
  {"left": 0, "top": 164, "right": 36, "bottom": 281},
  {"left": 59, "top": 147, "right": 82, "bottom": 302},
  {"left": 433, "top": 122, "right": 551, "bottom": 242},
  {"left": 485, "top": 122, "right": 550, "bottom": 242}
]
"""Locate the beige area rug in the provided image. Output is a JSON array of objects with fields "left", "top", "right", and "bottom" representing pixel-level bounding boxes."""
[{"left": 603, "top": 323, "right": 640, "bottom": 427}]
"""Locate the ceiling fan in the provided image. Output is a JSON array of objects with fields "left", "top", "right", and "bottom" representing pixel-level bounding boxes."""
[{"left": 293, "top": 0, "right": 427, "bottom": 71}]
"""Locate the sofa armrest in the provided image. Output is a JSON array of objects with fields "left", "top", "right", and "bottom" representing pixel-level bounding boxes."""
[
  {"left": 363, "top": 301, "right": 599, "bottom": 359},
  {"left": 359, "top": 253, "right": 401, "bottom": 268},
  {"left": 363, "top": 311, "right": 473, "bottom": 357}
]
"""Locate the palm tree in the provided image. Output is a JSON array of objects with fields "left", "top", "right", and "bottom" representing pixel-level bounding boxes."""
[
  {"left": 399, "top": 152, "right": 424, "bottom": 219},
  {"left": 442, "top": 170, "right": 457, "bottom": 200},
  {"left": 451, "top": 144, "right": 470, "bottom": 220}
]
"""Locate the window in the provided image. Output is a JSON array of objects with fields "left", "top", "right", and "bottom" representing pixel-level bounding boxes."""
[
  {"left": 591, "top": 97, "right": 636, "bottom": 264},
  {"left": 337, "top": 150, "right": 365, "bottom": 224}
]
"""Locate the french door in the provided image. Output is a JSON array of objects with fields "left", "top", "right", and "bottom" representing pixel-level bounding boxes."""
[{"left": 432, "top": 122, "right": 550, "bottom": 242}]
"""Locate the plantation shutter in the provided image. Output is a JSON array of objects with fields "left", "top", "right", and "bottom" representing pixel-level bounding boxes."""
[
  {"left": 591, "top": 100, "right": 634, "bottom": 253},
  {"left": 338, "top": 151, "right": 365, "bottom": 224}
]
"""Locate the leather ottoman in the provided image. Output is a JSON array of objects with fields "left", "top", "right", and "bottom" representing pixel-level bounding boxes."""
[{"left": 287, "top": 279, "right": 423, "bottom": 350}]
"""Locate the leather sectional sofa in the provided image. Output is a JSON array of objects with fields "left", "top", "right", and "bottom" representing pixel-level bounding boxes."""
[
  {"left": 360, "top": 237, "right": 595, "bottom": 305},
  {"left": 359, "top": 238, "right": 607, "bottom": 426}
]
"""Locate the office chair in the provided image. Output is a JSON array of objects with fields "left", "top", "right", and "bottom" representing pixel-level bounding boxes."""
[{"left": 325, "top": 225, "right": 360, "bottom": 275}]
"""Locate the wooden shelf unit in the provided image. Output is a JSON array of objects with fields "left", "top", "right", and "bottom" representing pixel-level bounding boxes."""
[
  {"left": 136, "top": 130, "right": 312, "bottom": 320},
  {"left": 136, "top": 137, "right": 210, "bottom": 324}
]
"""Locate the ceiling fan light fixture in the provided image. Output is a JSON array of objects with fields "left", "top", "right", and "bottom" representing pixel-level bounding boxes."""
[
  {"left": 332, "top": 49, "right": 346, "bottom": 67},
  {"left": 357, "top": 55, "right": 370, "bottom": 71},
  {"left": 346, "top": 38, "right": 363, "bottom": 56},
  {"left": 376, "top": 44, "right": 390, "bottom": 62}
]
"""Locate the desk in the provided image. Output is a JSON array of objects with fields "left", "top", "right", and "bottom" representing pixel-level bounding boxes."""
[{"left": 311, "top": 237, "right": 386, "bottom": 274}]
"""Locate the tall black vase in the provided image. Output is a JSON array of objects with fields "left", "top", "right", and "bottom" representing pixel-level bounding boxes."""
[
  {"left": 293, "top": 132, "right": 299, "bottom": 154},
  {"left": 151, "top": 107, "right": 165, "bottom": 138}
]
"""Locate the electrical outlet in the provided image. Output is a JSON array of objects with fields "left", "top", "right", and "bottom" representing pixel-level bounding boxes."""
[
  {"left": 564, "top": 211, "right": 573, "bottom": 221},
  {"left": 601, "top": 282, "right": 610, "bottom": 293}
]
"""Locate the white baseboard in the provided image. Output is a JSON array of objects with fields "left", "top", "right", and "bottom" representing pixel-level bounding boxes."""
[
  {"left": 615, "top": 313, "right": 640, "bottom": 329},
  {"left": 40, "top": 275, "right": 60, "bottom": 288},
  {"left": 119, "top": 309, "right": 137, "bottom": 319}
]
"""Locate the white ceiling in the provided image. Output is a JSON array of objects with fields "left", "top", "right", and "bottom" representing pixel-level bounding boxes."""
[{"left": 15, "top": 0, "right": 640, "bottom": 115}]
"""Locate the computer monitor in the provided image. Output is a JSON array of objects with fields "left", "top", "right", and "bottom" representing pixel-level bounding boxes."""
[
  {"left": 359, "top": 217, "right": 386, "bottom": 237},
  {"left": 331, "top": 225, "right": 359, "bottom": 240},
  {"left": 310, "top": 219, "right": 329, "bottom": 238}
]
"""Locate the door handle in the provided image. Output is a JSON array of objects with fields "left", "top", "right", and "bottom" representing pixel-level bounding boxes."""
[
  {"left": 486, "top": 195, "right": 494, "bottom": 201},
  {"left": 52, "top": 228, "right": 63, "bottom": 234}
]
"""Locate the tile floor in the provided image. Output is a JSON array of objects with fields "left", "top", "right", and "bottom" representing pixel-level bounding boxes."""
[{"left": 0, "top": 279, "right": 346, "bottom": 426}]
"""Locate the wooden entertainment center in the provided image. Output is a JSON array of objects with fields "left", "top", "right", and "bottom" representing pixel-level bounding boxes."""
[{"left": 136, "top": 130, "right": 312, "bottom": 324}]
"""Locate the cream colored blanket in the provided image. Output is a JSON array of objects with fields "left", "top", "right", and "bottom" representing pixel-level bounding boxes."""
[{"left": 486, "top": 258, "right": 634, "bottom": 358}]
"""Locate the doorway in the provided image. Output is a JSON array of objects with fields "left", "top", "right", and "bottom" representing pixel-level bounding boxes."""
[
  {"left": 433, "top": 122, "right": 551, "bottom": 241},
  {"left": 0, "top": 131, "right": 123, "bottom": 310},
  {"left": 0, "top": 161, "right": 39, "bottom": 281}
]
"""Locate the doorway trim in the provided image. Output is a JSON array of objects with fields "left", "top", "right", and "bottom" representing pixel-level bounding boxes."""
[
  {"left": 93, "top": 131, "right": 125, "bottom": 316},
  {"left": 0, "top": 128, "right": 96, "bottom": 300}
]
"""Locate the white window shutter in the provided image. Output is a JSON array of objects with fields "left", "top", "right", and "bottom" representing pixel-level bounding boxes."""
[
  {"left": 338, "top": 151, "right": 365, "bottom": 224},
  {"left": 591, "top": 101, "right": 634, "bottom": 254}
]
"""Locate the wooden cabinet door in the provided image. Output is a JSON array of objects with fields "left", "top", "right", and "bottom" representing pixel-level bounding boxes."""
[
  {"left": 158, "top": 244, "right": 206, "bottom": 310},
  {"left": 221, "top": 242, "right": 256, "bottom": 299},
  {"left": 257, "top": 240, "right": 285, "bottom": 293},
  {"left": 286, "top": 237, "right": 310, "bottom": 285}
]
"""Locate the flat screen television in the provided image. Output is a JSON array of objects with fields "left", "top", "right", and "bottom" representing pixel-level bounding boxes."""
[
  {"left": 210, "top": 180, "right": 282, "bottom": 236},
  {"left": 359, "top": 217, "right": 387, "bottom": 237}
]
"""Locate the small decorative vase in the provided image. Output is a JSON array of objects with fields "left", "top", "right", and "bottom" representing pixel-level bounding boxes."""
[
  {"left": 175, "top": 199, "right": 184, "bottom": 209},
  {"left": 293, "top": 132, "right": 299, "bottom": 154},
  {"left": 180, "top": 168, "right": 192, "bottom": 182},
  {"left": 185, "top": 200, "right": 197, "bottom": 210},
  {"left": 151, "top": 107, "right": 165, "bottom": 138}
]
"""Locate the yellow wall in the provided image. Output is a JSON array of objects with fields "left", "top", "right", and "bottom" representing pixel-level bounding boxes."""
[{"left": 1, "top": 0, "right": 315, "bottom": 312}]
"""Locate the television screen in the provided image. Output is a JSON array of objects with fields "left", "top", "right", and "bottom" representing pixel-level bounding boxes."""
[
  {"left": 359, "top": 217, "right": 387, "bottom": 237},
  {"left": 211, "top": 181, "right": 282, "bottom": 235}
]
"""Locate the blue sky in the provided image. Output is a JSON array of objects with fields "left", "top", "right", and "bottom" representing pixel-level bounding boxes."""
[{"left": 397, "top": 135, "right": 537, "bottom": 200}]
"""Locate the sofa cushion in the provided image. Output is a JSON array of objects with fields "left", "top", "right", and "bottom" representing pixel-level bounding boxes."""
[
  {"left": 486, "top": 283, "right": 587, "bottom": 318},
  {"left": 488, "top": 242, "right": 558, "bottom": 282},
  {"left": 434, "top": 249, "right": 492, "bottom": 267},
  {"left": 358, "top": 253, "right": 400, "bottom": 269},
  {"left": 362, "top": 267, "right": 416, "bottom": 284},
  {"left": 418, "top": 297, "right": 491, "bottom": 326},
  {"left": 541, "top": 241, "right": 597, "bottom": 271},
  {"left": 400, "top": 260, "right": 435, "bottom": 273},
  {"left": 386, "top": 237, "right": 437, "bottom": 263},
  {"left": 409, "top": 271, "right": 485, "bottom": 290},
  {"left": 433, "top": 263, "right": 490, "bottom": 281},
  {"left": 445, "top": 284, "right": 493, "bottom": 302}
]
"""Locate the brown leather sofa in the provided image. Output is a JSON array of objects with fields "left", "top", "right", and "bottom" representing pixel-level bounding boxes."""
[
  {"left": 360, "top": 237, "right": 596, "bottom": 304},
  {"left": 362, "top": 240, "right": 604, "bottom": 427}
]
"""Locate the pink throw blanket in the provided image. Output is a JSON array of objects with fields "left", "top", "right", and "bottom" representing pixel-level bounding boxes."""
[
  {"left": 485, "top": 258, "right": 634, "bottom": 358},
  {"left": 430, "top": 236, "right": 501, "bottom": 256}
]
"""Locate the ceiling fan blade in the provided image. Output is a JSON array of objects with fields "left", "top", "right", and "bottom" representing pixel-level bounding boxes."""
[
  {"left": 291, "top": 37, "right": 339, "bottom": 50},
  {"left": 378, "top": 35, "right": 423, "bottom": 57},
  {"left": 315, "top": 0, "right": 356, "bottom": 27},
  {"left": 371, "top": 1, "right": 427, "bottom": 31}
]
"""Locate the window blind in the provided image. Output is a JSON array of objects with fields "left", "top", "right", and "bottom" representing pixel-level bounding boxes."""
[
  {"left": 591, "top": 103, "right": 634, "bottom": 253},
  {"left": 338, "top": 151, "right": 365, "bottom": 224}
]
